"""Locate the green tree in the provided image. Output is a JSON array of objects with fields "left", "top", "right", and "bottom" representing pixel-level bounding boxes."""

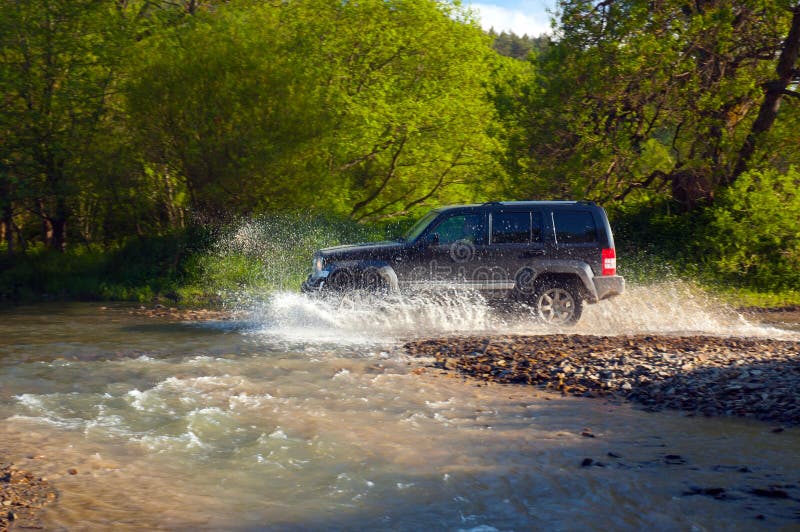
[
  {"left": 127, "top": 0, "right": 505, "bottom": 220},
  {"left": 0, "top": 0, "right": 131, "bottom": 250},
  {"left": 499, "top": 0, "right": 799, "bottom": 208}
]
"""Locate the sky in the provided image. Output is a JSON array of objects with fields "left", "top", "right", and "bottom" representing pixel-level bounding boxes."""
[{"left": 466, "top": 0, "right": 555, "bottom": 37}]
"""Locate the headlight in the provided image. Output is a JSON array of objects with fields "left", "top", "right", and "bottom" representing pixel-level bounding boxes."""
[{"left": 313, "top": 256, "right": 323, "bottom": 273}]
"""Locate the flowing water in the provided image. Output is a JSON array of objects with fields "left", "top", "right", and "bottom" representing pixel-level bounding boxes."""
[{"left": 1, "top": 286, "right": 800, "bottom": 531}]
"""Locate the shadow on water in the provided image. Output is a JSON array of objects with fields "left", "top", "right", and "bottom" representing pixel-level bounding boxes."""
[
  {"left": 119, "top": 322, "right": 236, "bottom": 335},
  {"left": 209, "top": 399, "right": 800, "bottom": 532}
]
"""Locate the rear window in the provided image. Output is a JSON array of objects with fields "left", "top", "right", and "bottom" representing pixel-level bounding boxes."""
[{"left": 553, "top": 211, "right": 597, "bottom": 244}]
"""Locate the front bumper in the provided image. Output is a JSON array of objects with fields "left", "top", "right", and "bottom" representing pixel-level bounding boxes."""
[
  {"left": 301, "top": 271, "right": 329, "bottom": 293},
  {"left": 593, "top": 275, "right": 625, "bottom": 301}
]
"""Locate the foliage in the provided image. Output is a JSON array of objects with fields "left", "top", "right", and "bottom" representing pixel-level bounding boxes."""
[
  {"left": 490, "top": 30, "right": 550, "bottom": 60},
  {"left": 126, "top": 0, "right": 504, "bottom": 220},
  {"left": 0, "top": 214, "right": 376, "bottom": 304},
  {"left": 0, "top": 228, "right": 212, "bottom": 303},
  {"left": 702, "top": 167, "right": 800, "bottom": 290},
  {"left": 498, "top": 0, "right": 800, "bottom": 208}
]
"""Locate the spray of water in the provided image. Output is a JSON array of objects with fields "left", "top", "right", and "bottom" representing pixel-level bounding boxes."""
[{"left": 200, "top": 217, "right": 792, "bottom": 344}]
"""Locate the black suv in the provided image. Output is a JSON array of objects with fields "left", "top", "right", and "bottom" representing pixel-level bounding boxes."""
[{"left": 301, "top": 201, "right": 624, "bottom": 324}]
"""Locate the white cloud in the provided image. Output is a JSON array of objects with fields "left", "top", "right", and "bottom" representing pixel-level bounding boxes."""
[{"left": 471, "top": 3, "right": 552, "bottom": 36}]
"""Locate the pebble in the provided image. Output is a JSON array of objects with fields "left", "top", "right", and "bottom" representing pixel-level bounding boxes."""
[
  {"left": 1, "top": 463, "right": 56, "bottom": 531},
  {"left": 404, "top": 334, "right": 800, "bottom": 425}
]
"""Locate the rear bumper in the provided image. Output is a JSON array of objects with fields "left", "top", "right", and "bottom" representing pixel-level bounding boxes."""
[{"left": 593, "top": 275, "right": 625, "bottom": 301}]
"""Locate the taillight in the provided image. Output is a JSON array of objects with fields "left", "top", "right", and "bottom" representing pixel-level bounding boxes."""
[{"left": 602, "top": 248, "right": 616, "bottom": 276}]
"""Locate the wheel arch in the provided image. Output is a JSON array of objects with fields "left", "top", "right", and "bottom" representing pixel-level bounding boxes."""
[
  {"left": 518, "top": 261, "right": 598, "bottom": 302},
  {"left": 327, "top": 260, "right": 399, "bottom": 292}
]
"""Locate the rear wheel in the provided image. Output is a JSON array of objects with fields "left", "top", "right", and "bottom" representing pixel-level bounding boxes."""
[{"left": 533, "top": 282, "right": 583, "bottom": 325}]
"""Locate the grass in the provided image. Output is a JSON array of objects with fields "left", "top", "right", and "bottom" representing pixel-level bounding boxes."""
[{"left": 0, "top": 213, "right": 382, "bottom": 307}]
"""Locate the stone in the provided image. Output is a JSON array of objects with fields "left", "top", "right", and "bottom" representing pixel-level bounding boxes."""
[{"left": 403, "top": 333, "right": 800, "bottom": 425}]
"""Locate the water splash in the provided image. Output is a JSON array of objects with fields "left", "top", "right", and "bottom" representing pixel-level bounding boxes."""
[
  {"left": 228, "top": 280, "right": 795, "bottom": 345},
  {"left": 200, "top": 217, "right": 794, "bottom": 342}
]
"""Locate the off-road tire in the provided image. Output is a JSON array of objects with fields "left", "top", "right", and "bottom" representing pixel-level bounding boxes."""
[{"left": 532, "top": 281, "right": 583, "bottom": 325}]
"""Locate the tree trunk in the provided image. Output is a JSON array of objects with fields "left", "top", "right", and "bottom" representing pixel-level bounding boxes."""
[
  {"left": 51, "top": 198, "right": 69, "bottom": 252},
  {"left": 1, "top": 177, "right": 12, "bottom": 255},
  {"left": 731, "top": 6, "right": 800, "bottom": 183},
  {"left": 2, "top": 209, "right": 12, "bottom": 255}
]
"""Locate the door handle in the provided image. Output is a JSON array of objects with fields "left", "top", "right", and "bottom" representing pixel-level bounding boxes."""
[{"left": 520, "top": 249, "right": 546, "bottom": 258}]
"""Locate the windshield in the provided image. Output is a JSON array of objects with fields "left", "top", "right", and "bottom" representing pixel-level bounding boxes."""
[{"left": 402, "top": 210, "right": 440, "bottom": 242}]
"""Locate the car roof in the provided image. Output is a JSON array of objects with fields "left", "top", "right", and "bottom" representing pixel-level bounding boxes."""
[{"left": 434, "top": 200, "right": 597, "bottom": 212}]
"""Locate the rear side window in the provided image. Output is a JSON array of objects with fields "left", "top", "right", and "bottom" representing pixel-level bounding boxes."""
[
  {"left": 554, "top": 211, "right": 597, "bottom": 244},
  {"left": 491, "top": 211, "right": 543, "bottom": 244},
  {"left": 492, "top": 212, "right": 530, "bottom": 243}
]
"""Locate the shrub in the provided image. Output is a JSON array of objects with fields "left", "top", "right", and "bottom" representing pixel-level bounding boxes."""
[{"left": 702, "top": 167, "right": 800, "bottom": 291}]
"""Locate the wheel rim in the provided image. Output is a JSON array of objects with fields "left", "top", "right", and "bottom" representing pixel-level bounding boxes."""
[{"left": 536, "top": 288, "right": 576, "bottom": 324}]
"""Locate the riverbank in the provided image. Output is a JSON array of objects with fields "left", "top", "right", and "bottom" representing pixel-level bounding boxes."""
[
  {"left": 1, "top": 462, "right": 56, "bottom": 531},
  {"left": 405, "top": 333, "right": 800, "bottom": 425}
]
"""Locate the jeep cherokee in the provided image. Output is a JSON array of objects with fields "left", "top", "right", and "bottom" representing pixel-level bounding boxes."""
[{"left": 301, "top": 201, "right": 625, "bottom": 324}]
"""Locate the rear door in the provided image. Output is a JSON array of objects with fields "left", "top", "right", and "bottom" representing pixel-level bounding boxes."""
[{"left": 479, "top": 209, "right": 545, "bottom": 289}]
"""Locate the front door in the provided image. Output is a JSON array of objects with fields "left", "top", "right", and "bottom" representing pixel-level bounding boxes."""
[{"left": 408, "top": 212, "right": 488, "bottom": 287}]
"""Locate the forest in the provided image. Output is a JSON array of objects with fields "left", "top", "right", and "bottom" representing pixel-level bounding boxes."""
[{"left": 1, "top": 0, "right": 798, "bottom": 304}]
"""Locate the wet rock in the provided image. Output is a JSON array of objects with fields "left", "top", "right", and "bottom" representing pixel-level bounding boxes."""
[
  {"left": 750, "top": 487, "right": 790, "bottom": 499},
  {"left": 404, "top": 334, "right": 800, "bottom": 425},
  {"left": 684, "top": 487, "right": 727, "bottom": 499},
  {"left": 0, "top": 463, "right": 56, "bottom": 531}
]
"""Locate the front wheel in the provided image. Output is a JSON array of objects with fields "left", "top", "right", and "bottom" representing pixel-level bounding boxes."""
[{"left": 533, "top": 283, "right": 583, "bottom": 325}]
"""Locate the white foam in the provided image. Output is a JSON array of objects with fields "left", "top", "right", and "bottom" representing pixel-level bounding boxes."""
[{"left": 234, "top": 281, "right": 795, "bottom": 343}]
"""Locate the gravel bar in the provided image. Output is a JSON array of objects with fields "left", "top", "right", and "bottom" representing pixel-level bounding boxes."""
[
  {"left": 1, "top": 463, "right": 56, "bottom": 531},
  {"left": 405, "top": 334, "right": 800, "bottom": 425}
]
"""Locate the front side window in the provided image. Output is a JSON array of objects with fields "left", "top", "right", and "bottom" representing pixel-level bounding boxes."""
[
  {"left": 431, "top": 214, "right": 486, "bottom": 245},
  {"left": 404, "top": 210, "right": 440, "bottom": 242},
  {"left": 553, "top": 211, "right": 597, "bottom": 244}
]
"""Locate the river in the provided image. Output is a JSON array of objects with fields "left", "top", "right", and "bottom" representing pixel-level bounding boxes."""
[{"left": 1, "top": 286, "right": 799, "bottom": 531}]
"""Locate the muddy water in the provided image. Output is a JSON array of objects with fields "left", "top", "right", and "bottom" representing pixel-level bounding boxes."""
[{"left": 1, "top": 288, "right": 799, "bottom": 531}]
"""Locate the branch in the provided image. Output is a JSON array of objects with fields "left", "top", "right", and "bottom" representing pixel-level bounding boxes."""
[
  {"left": 613, "top": 170, "right": 667, "bottom": 202},
  {"left": 783, "top": 89, "right": 800, "bottom": 100},
  {"left": 337, "top": 134, "right": 394, "bottom": 171},
  {"left": 350, "top": 135, "right": 407, "bottom": 219},
  {"left": 403, "top": 145, "right": 467, "bottom": 212}
]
